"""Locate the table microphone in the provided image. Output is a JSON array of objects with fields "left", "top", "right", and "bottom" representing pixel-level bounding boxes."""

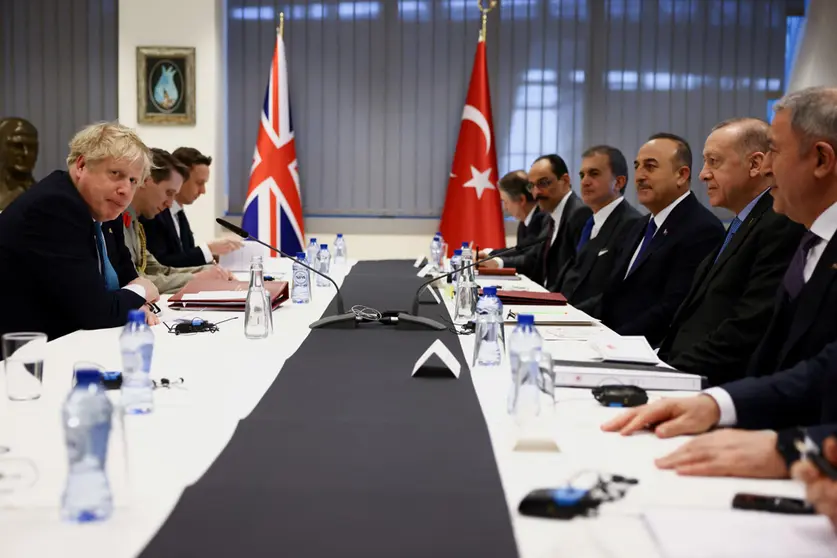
[
  {"left": 216, "top": 218, "right": 357, "bottom": 330},
  {"left": 396, "top": 234, "right": 548, "bottom": 331}
]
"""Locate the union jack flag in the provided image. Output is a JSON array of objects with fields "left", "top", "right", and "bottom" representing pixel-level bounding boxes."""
[{"left": 242, "top": 32, "right": 304, "bottom": 257}]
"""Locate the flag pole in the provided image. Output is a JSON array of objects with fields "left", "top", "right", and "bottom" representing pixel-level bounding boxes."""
[
  {"left": 478, "top": 0, "right": 497, "bottom": 42},
  {"left": 277, "top": 11, "right": 284, "bottom": 37}
]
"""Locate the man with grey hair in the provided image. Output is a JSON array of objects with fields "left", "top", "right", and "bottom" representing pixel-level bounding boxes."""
[
  {"left": 600, "top": 86, "right": 837, "bottom": 481},
  {"left": 0, "top": 121, "right": 160, "bottom": 340},
  {"left": 657, "top": 117, "right": 804, "bottom": 385}
]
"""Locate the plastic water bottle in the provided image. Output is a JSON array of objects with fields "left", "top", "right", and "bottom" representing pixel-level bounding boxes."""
[
  {"left": 61, "top": 369, "right": 113, "bottom": 522},
  {"left": 474, "top": 286, "right": 503, "bottom": 366},
  {"left": 508, "top": 314, "right": 543, "bottom": 414},
  {"left": 448, "top": 249, "right": 463, "bottom": 284},
  {"left": 292, "top": 251, "right": 311, "bottom": 304},
  {"left": 453, "top": 249, "right": 479, "bottom": 324},
  {"left": 245, "top": 256, "right": 270, "bottom": 339},
  {"left": 333, "top": 234, "right": 347, "bottom": 265},
  {"left": 306, "top": 238, "right": 319, "bottom": 265},
  {"left": 316, "top": 244, "right": 331, "bottom": 287},
  {"left": 429, "top": 234, "right": 441, "bottom": 270},
  {"left": 120, "top": 310, "right": 154, "bottom": 415}
]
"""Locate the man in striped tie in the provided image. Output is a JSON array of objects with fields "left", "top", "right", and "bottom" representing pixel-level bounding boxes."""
[{"left": 657, "top": 118, "right": 804, "bottom": 386}]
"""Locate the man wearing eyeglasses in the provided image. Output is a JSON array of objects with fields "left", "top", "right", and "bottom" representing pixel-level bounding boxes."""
[{"left": 483, "top": 154, "right": 591, "bottom": 291}]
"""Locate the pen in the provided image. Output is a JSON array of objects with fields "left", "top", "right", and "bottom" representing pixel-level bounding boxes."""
[{"left": 794, "top": 435, "right": 837, "bottom": 480}]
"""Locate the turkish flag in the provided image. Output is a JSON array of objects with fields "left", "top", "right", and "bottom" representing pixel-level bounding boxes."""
[{"left": 439, "top": 38, "right": 505, "bottom": 257}]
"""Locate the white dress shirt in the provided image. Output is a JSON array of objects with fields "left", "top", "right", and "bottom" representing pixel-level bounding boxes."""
[
  {"left": 706, "top": 199, "right": 837, "bottom": 426},
  {"left": 493, "top": 196, "right": 570, "bottom": 268},
  {"left": 625, "top": 190, "right": 691, "bottom": 278},
  {"left": 523, "top": 204, "right": 537, "bottom": 227},
  {"left": 591, "top": 196, "right": 624, "bottom": 241},
  {"left": 170, "top": 202, "right": 213, "bottom": 264}
]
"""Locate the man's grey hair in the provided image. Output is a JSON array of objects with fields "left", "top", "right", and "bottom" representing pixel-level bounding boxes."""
[
  {"left": 711, "top": 117, "right": 770, "bottom": 156},
  {"left": 774, "top": 86, "right": 837, "bottom": 152}
]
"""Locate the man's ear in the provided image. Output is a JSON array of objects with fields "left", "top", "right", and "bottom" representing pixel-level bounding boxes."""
[{"left": 813, "top": 141, "right": 837, "bottom": 179}]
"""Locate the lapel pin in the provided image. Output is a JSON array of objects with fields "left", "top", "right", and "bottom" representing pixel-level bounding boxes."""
[
  {"left": 663, "top": 229, "right": 668, "bottom": 236},
  {"left": 831, "top": 263, "right": 837, "bottom": 270}
]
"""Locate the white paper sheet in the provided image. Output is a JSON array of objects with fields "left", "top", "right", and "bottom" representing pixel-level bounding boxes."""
[
  {"left": 643, "top": 508, "right": 837, "bottom": 558},
  {"left": 218, "top": 240, "right": 270, "bottom": 271}
]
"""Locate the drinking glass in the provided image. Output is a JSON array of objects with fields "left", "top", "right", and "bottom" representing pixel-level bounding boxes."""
[{"left": 3, "top": 332, "right": 47, "bottom": 401}]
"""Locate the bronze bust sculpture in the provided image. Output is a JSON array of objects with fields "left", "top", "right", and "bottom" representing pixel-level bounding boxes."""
[{"left": 0, "top": 117, "right": 38, "bottom": 210}]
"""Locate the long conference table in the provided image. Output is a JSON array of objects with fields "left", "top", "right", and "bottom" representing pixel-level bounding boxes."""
[{"left": 0, "top": 259, "right": 811, "bottom": 557}]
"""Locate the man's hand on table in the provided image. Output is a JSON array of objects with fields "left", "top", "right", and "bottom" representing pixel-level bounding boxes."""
[
  {"left": 656, "top": 429, "right": 788, "bottom": 478},
  {"left": 600, "top": 394, "right": 721, "bottom": 438}
]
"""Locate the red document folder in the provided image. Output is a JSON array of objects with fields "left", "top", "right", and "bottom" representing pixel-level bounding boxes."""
[
  {"left": 477, "top": 267, "right": 517, "bottom": 276},
  {"left": 167, "top": 279, "right": 289, "bottom": 311},
  {"left": 494, "top": 290, "right": 567, "bottom": 306}
]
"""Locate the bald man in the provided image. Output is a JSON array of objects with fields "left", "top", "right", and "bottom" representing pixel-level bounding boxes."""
[{"left": 658, "top": 118, "right": 804, "bottom": 386}]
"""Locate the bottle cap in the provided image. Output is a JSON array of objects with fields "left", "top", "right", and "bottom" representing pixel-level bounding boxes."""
[
  {"left": 337, "top": 233, "right": 343, "bottom": 238},
  {"left": 462, "top": 242, "right": 469, "bottom": 248},
  {"left": 296, "top": 252, "right": 306, "bottom": 259},
  {"left": 310, "top": 238, "right": 317, "bottom": 243},
  {"left": 320, "top": 244, "right": 328, "bottom": 249},
  {"left": 75, "top": 369, "right": 102, "bottom": 386},
  {"left": 517, "top": 314, "right": 535, "bottom": 326},
  {"left": 483, "top": 286, "right": 497, "bottom": 296},
  {"left": 127, "top": 310, "right": 145, "bottom": 323},
  {"left": 454, "top": 249, "right": 462, "bottom": 255}
]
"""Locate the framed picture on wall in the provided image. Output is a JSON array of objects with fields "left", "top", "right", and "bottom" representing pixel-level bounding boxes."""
[{"left": 136, "top": 46, "right": 196, "bottom": 125}]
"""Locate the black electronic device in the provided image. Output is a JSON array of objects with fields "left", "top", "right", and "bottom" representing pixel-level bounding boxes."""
[
  {"left": 518, "top": 488, "right": 600, "bottom": 519},
  {"left": 163, "top": 316, "right": 238, "bottom": 336},
  {"left": 592, "top": 384, "right": 649, "bottom": 407},
  {"left": 216, "top": 218, "right": 358, "bottom": 329},
  {"left": 397, "top": 233, "right": 548, "bottom": 331},
  {"left": 732, "top": 493, "right": 816, "bottom": 515}
]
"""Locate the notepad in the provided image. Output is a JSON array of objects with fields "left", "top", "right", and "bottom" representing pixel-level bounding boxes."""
[
  {"left": 183, "top": 291, "right": 248, "bottom": 301},
  {"left": 504, "top": 305, "right": 597, "bottom": 325},
  {"left": 642, "top": 509, "right": 837, "bottom": 558}
]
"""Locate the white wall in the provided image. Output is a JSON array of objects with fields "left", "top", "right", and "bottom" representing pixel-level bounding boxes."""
[
  {"left": 116, "top": 0, "right": 515, "bottom": 259},
  {"left": 117, "top": 0, "right": 226, "bottom": 244},
  {"left": 787, "top": 0, "right": 837, "bottom": 92}
]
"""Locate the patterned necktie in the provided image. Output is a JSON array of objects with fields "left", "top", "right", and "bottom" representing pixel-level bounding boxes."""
[
  {"left": 627, "top": 218, "right": 657, "bottom": 276},
  {"left": 713, "top": 216, "right": 742, "bottom": 264},
  {"left": 94, "top": 222, "right": 120, "bottom": 291},
  {"left": 782, "top": 230, "right": 820, "bottom": 299},
  {"left": 576, "top": 215, "right": 595, "bottom": 253}
]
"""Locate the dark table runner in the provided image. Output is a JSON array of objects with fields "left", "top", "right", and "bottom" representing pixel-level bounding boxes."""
[{"left": 140, "top": 261, "right": 518, "bottom": 557}]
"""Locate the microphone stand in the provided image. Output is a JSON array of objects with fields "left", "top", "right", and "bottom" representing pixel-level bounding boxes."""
[
  {"left": 396, "top": 236, "right": 547, "bottom": 331},
  {"left": 216, "top": 218, "right": 358, "bottom": 330}
]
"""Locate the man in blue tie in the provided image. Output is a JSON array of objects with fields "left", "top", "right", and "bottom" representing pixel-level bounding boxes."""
[
  {"left": 601, "top": 87, "right": 837, "bottom": 481},
  {"left": 597, "top": 133, "right": 724, "bottom": 345},
  {"left": 0, "top": 122, "right": 160, "bottom": 341},
  {"left": 657, "top": 118, "right": 804, "bottom": 385},
  {"left": 554, "top": 145, "right": 642, "bottom": 310}
]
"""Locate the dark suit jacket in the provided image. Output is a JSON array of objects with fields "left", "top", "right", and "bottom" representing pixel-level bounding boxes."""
[
  {"left": 723, "top": 338, "right": 837, "bottom": 431},
  {"left": 505, "top": 193, "right": 591, "bottom": 290},
  {"left": 0, "top": 171, "right": 145, "bottom": 341},
  {"left": 556, "top": 198, "right": 642, "bottom": 309},
  {"left": 497, "top": 208, "right": 550, "bottom": 272},
  {"left": 599, "top": 192, "right": 725, "bottom": 346},
  {"left": 744, "top": 230, "right": 837, "bottom": 379},
  {"left": 141, "top": 207, "right": 208, "bottom": 267},
  {"left": 658, "top": 193, "right": 805, "bottom": 385}
]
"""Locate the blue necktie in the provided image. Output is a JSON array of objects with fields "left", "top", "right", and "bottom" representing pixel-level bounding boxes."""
[
  {"left": 94, "top": 222, "right": 120, "bottom": 291},
  {"left": 576, "top": 216, "right": 595, "bottom": 253},
  {"left": 627, "top": 218, "right": 657, "bottom": 276},
  {"left": 713, "top": 216, "right": 742, "bottom": 264}
]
